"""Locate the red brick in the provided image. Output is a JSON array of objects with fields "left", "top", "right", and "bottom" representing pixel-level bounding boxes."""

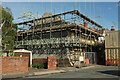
[
  {"left": 47, "top": 56, "right": 56, "bottom": 69},
  {"left": 2, "top": 57, "right": 29, "bottom": 74}
]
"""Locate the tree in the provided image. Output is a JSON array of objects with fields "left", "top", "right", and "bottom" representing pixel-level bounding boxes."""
[{"left": 0, "top": 5, "right": 18, "bottom": 50}]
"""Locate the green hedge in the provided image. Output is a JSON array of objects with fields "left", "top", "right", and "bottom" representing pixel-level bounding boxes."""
[{"left": 32, "top": 63, "right": 44, "bottom": 69}]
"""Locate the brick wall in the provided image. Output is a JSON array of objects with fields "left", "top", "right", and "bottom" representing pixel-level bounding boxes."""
[
  {"left": 2, "top": 57, "right": 29, "bottom": 74},
  {"left": 32, "top": 58, "right": 47, "bottom": 69},
  {"left": 32, "top": 58, "right": 71, "bottom": 68},
  {"left": 32, "top": 58, "right": 47, "bottom": 64},
  {"left": 14, "top": 52, "right": 30, "bottom": 67},
  {"left": 0, "top": 57, "right": 2, "bottom": 75},
  {"left": 32, "top": 57, "right": 57, "bottom": 69}
]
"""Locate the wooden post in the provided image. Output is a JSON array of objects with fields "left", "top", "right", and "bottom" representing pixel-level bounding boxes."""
[
  {"left": 117, "top": 49, "right": 118, "bottom": 59},
  {"left": 114, "top": 49, "right": 115, "bottom": 59},
  {"left": 108, "top": 49, "right": 110, "bottom": 59},
  {"left": 105, "top": 49, "right": 107, "bottom": 61}
]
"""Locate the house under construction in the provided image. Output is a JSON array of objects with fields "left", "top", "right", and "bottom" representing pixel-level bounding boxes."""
[{"left": 15, "top": 10, "right": 104, "bottom": 66}]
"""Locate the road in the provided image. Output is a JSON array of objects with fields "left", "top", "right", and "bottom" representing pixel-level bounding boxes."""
[{"left": 7, "top": 66, "right": 120, "bottom": 79}]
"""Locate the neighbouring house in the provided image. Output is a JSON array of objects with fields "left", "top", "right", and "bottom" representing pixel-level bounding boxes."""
[{"left": 105, "top": 29, "right": 120, "bottom": 66}]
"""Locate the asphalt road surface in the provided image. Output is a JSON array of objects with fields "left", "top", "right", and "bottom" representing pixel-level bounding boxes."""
[{"left": 7, "top": 66, "right": 120, "bottom": 80}]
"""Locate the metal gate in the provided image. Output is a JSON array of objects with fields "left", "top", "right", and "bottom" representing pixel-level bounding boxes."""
[
  {"left": 84, "top": 52, "right": 96, "bottom": 64},
  {"left": 69, "top": 52, "right": 96, "bottom": 67}
]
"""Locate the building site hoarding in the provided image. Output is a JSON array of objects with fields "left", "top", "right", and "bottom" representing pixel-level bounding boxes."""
[{"left": 105, "top": 31, "right": 120, "bottom": 48}]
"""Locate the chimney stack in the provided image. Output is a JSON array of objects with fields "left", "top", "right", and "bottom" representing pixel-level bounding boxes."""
[
  {"left": 111, "top": 26, "right": 115, "bottom": 31},
  {"left": 102, "top": 28, "right": 106, "bottom": 32},
  {"left": 84, "top": 21, "right": 88, "bottom": 27}
]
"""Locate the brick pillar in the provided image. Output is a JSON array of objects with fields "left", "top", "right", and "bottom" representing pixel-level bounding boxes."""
[{"left": 47, "top": 57, "right": 56, "bottom": 69}]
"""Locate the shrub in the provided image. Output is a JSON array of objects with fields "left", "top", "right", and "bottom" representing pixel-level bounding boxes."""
[{"left": 32, "top": 63, "right": 44, "bottom": 69}]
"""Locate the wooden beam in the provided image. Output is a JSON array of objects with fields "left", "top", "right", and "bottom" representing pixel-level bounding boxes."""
[{"left": 18, "top": 23, "right": 103, "bottom": 37}]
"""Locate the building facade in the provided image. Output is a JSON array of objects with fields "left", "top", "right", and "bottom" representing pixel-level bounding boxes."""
[{"left": 15, "top": 10, "right": 104, "bottom": 66}]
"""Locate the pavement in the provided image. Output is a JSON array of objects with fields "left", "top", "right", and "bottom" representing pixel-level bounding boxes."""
[
  {"left": 25, "top": 66, "right": 119, "bottom": 78},
  {"left": 2, "top": 68, "right": 65, "bottom": 79},
  {"left": 1, "top": 64, "right": 104, "bottom": 79},
  {"left": 56, "top": 64, "right": 103, "bottom": 72}
]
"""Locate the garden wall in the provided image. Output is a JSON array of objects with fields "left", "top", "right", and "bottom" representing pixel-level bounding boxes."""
[{"left": 2, "top": 57, "right": 29, "bottom": 74}]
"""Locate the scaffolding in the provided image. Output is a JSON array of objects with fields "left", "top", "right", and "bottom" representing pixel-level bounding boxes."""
[{"left": 15, "top": 10, "right": 103, "bottom": 67}]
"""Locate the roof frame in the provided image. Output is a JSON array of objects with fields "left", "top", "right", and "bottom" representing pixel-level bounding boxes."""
[{"left": 16, "top": 10, "right": 102, "bottom": 28}]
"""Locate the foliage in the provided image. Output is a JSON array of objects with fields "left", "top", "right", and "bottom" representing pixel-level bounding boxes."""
[
  {"left": 0, "top": 5, "right": 18, "bottom": 50},
  {"left": 0, "top": 52, "right": 5, "bottom": 57},
  {"left": 0, "top": 51, "right": 14, "bottom": 57},
  {"left": 8, "top": 52, "right": 14, "bottom": 56},
  {"left": 32, "top": 63, "right": 44, "bottom": 69}
]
